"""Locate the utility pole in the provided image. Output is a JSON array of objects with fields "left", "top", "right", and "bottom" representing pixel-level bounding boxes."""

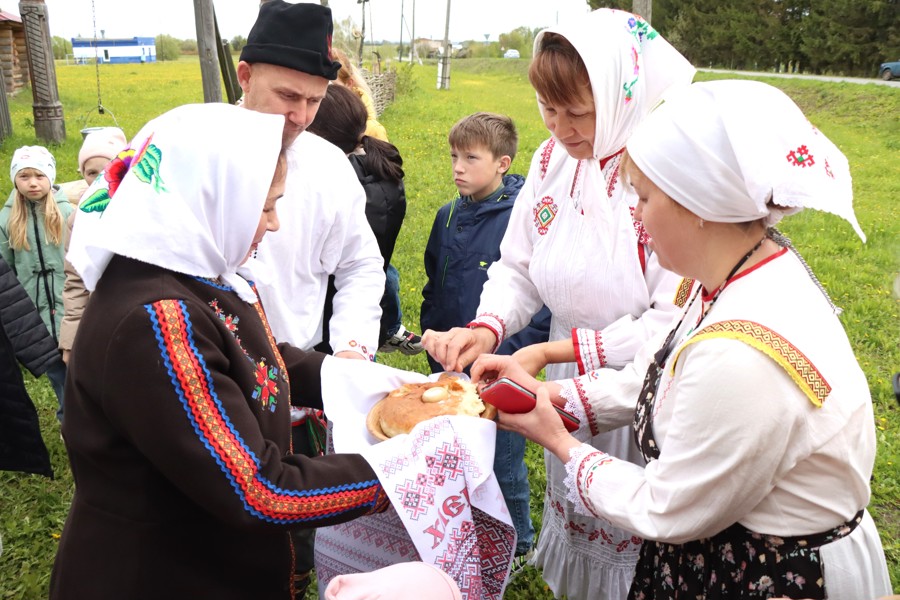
[
  {"left": 632, "top": 0, "right": 652, "bottom": 24},
  {"left": 357, "top": 0, "right": 367, "bottom": 68},
  {"left": 437, "top": 0, "right": 451, "bottom": 89},
  {"left": 194, "top": 0, "right": 222, "bottom": 102},
  {"left": 398, "top": 0, "right": 404, "bottom": 62},
  {"left": 19, "top": 0, "right": 65, "bottom": 142},
  {"left": 409, "top": 0, "right": 416, "bottom": 63}
]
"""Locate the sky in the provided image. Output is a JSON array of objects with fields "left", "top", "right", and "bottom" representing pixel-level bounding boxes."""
[{"left": 8, "top": 0, "right": 591, "bottom": 45}]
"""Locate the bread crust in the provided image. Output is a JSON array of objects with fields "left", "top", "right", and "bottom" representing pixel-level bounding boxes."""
[{"left": 368, "top": 375, "right": 495, "bottom": 439}]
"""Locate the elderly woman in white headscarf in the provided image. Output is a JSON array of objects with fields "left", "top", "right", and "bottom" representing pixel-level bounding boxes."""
[
  {"left": 54, "top": 103, "right": 388, "bottom": 600},
  {"left": 472, "top": 79, "right": 893, "bottom": 600},
  {"left": 423, "top": 8, "right": 694, "bottom": 598}
]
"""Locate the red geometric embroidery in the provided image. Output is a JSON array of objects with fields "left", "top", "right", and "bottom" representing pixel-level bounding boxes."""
[
  {"left": 573, "top": 376, "right": 599, "bottom": 437},
  {"left": 824, "top": 158, "right": 834, "bottom": 179},
  {"left": 605, "top": 153, "right": 622, "bottom": 199},
  {"left": 786, "top": 145, "right": 815, "bottom": 168},
  {"left": 393, "top": 440, "right": 468, "bottom": 522},
  {"left": 550, "top": 489, "right": 642, "bottom": 550},
  {"left": 252, "top": 359, "right": 279, "bottom": 412},
  {"left": 395, "top": 477, "right": 435, "bottom": 520},
  {"left": 436, "top": 507, "right": 513, "bottom": 600},
  {"left": 533, "top": 195, "right": 558, "bottom": 235},
  {"left": 539, "top": 138, "right": 556, "bottom": 180},
  {"left": 209, "top": 298, "right": 245, "bottom": 354},
  {"left": 570, "top": 159, "right": 583, "bottom": 198}
]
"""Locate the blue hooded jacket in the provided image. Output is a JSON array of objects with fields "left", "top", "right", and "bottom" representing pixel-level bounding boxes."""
[{"left": 421, "top": 174, "right": 551, "bottom": 374}]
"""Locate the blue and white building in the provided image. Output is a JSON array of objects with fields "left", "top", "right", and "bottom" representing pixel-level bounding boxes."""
[{"left": 71, "top": 37, "right": 156, "bottom": 64}]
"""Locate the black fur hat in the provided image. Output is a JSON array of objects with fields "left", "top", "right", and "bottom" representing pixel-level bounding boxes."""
[{"left": 240, "top": 1, "right": 341, "bottom": 80}]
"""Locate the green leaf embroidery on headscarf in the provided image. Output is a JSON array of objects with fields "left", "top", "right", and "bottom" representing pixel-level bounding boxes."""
[
  {"left": 79, "top": 187, "right": 111, "bottom": 214},
  {"left": 132, "top": 143, "right": 167, "bottom": 193}
]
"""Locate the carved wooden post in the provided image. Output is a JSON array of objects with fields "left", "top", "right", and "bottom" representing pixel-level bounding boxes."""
[
  {"left": 19, "top": 0, "right": 65, "bottom": 143},
  {"left": 194, "top": 0, "right": 222, "bottom": 103},
  {"left": 0, "top": 67, "right": 13, "bottom": 142}
]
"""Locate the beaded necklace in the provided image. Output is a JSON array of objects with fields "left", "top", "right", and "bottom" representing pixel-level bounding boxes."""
[{"left": 634, "top": 231, "right": 771, "bottom": 465}]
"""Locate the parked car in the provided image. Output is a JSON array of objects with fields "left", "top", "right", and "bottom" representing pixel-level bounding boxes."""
[
  {"left": 503, "top": 49, "right": 520, "bottom": 59},
  {"left": 879, "top": 60, "right": 900, "bottom": 80}
]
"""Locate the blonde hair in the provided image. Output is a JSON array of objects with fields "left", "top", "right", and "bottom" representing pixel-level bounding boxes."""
[
  {"left": 332, "top": 47, "right": 375, "bottom": 101},
  {"left": 7, "top": 170, "right": 64, "bottom": 250}
]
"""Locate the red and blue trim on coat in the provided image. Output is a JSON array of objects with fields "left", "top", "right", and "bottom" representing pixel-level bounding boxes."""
[{"left": 145, "top": 298, "right": 386, "bottom": 524}]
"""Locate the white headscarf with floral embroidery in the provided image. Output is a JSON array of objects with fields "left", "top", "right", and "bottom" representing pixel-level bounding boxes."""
[
  {"left": 533, "top": 8, "right": 696, "bottom": 162},
  {"left": 626, "top": 80, "right": 865, "bottom": 241},
  {"left": 67, "top": 103, "right": 285, "bottom": 302},
  {"left": 531, "top": 8, "right": 694, "bottom": 225}
]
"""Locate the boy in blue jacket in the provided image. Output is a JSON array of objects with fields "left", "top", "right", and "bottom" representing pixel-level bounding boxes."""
[{"left": 421, "top": 112, "right": 550, "bottom": 572}]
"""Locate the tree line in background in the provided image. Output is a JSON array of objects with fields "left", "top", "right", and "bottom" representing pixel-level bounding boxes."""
[
  {"left": 590, "top": 0, "right": 898, "bottom": 76},
  {"left": 453, "top": 0, "right": 897, "bottom": 77},
  {"left": 48, "top": 0, "right": 897, "bottom": 77}
]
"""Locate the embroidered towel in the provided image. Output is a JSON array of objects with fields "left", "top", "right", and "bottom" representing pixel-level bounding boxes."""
[{"left": 319, "top": 358, "right": 516, "bottom": 600}]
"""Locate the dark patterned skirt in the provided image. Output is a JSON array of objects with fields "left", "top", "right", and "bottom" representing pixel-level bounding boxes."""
[{"left": 628, "top": 509, "right": 864, "bottom": 599}]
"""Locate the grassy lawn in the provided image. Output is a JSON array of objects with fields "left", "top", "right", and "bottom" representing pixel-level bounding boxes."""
[{"left": 0, "top": 57, "right": 897, "bottom": 599}]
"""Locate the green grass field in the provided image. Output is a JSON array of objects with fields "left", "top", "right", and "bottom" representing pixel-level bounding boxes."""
[{"left": 0, "top": 57, "right": 897, "bottom": 599}]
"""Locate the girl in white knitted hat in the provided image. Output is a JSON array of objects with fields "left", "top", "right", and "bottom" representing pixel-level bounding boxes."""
[{"left": 0, "top": 145, "right": 73, "bottom": 420}]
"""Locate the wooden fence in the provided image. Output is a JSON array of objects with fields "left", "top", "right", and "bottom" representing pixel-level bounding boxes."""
[{"left": 363, "top": 71, "right": 396, "bottom": 117}]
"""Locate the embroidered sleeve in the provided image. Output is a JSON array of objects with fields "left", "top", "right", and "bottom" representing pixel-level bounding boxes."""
[
  {"left": 559, "top": 378, "right": 593, "bottom": 435},
  {"left": 564, "top": 443, "right": 611, "bottom": 518},
  {"left": 572, "top": 327, "right": 607, "bottom": 375},
  {"left": 554, "top": 332, "right": 663, "bottom": 438},
  {"left": 102, "top": 299, "right": 386, "bottom": 530},
  {"left": 468, "top": 315, "right": 505, "bottom": 351}
]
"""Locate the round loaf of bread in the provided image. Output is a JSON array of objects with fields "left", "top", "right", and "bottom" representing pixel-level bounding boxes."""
[{"left": 372, "top": 375, "right": 494, "bottom": 439}]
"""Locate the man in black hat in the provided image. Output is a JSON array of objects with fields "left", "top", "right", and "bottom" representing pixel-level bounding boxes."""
[
  {"left": 238, "top": 0, "right": 338, "bottom": 146},
  {"left": 238, "top": 0, "right": 382, "bottom": 364},
  {"left": 237, "top": 2, "right": 386, "bottom": 597}
]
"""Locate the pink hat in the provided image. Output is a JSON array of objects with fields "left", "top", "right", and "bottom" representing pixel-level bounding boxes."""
[
  {"left": 78, "top": 127, "right": 127, "bottom": 174},
  {"left": 324, "top": 562, "right": 462, "bottom": 600}
]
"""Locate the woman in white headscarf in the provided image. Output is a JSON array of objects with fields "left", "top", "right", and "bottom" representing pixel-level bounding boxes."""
[
  {"left": 472, "top": 79, "right": 893, "bottom": 599},
  {"left": 423, "top": 9, "right": 695, "bottom": 598},
  {"left": 54, "top": 103, "right": 388, "bottom": 600}
]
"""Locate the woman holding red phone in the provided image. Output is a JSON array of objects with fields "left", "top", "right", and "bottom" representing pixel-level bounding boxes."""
[
  {"left": 472, "top": 81, "right": 892, "bottom": 599},
  {"left": 423, "top": 10, "right": 694, "bottom": 597}
]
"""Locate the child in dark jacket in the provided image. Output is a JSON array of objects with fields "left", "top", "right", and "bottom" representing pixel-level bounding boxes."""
[
  {"left": 0, "top": 254, "right": 55, "bottom": 477},
  {"left": 420, "top": 112, "right": 550, "bottom": 566}
]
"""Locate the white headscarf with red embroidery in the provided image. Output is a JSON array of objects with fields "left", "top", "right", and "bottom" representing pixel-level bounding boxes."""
[
  {"left": 68, "top": 103, "right": 285, "bottom": 302},
  {"left": 626, "top": 79, "right": 865, "bottom": 241}
]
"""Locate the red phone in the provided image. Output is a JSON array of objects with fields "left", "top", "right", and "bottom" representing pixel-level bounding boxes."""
[{"left": 480, "top": 377, "right": 581, "bottom": 432}]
